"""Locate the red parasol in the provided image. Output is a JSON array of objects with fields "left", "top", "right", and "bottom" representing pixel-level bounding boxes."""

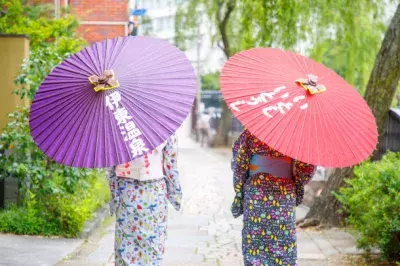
[{"left": 221, "top": 48, "right": 378, "bottom": 167}]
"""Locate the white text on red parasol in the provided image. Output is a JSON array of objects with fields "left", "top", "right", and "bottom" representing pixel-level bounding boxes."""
[{"left": 229, "top": 86, "right": 308, "bottom": 118}]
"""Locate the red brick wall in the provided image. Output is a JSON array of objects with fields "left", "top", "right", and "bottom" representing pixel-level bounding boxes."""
[
  {"left": 69, "top": 0, "right": 127, "bottom": 22},
  {"left": 28, "top": 0, "right": 128, "bottom": 43},
  {"left": 28, "top": 0, "right": 52, "bottom": 3},
  {"left": 77, "top": 24, "right": 126, "bottom": 43}
]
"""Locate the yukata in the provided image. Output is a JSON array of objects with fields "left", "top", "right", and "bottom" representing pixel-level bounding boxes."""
[
  {"left": 107, "top": 134, "right": 181, "bottom": 266},
  {"left": 231, "top": 130, "right": 315, "bottom": 266}
]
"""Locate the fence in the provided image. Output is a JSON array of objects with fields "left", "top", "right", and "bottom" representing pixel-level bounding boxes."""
[{"left": 377, "top": 108, "right": 400, "bottom": 159}]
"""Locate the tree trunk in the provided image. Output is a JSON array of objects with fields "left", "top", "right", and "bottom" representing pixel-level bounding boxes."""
[
  {"left": 214, "top": 101, "right": 233, "bottom": 146},
  {"left": 300, "top": 5, "right": 400, "bottom": 228},
  {"left": 364, "top": 4, "right": 400, "bottom": 159},
  {"left": 214, "top": 0, "right": 236, "bottom": 146},
  {"left": 298, "top": 167, "right": 352, "bottom": 228}
]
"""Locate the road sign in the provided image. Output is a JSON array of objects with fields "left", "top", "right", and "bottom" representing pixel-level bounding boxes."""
[{"left": 132, "top": 9, "right": 147, "bottom": 16}]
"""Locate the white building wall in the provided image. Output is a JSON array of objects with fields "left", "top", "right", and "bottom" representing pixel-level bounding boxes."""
[{"left": 129, "top": 0, "right": 225, "bottom": 73}]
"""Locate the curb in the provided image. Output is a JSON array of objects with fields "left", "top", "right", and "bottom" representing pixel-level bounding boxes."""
[{"left": 79, "top": 204, "right": 110, "bottom": 239}]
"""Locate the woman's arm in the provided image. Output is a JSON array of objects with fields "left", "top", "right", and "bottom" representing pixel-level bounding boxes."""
[
  {"left": 106, "top": 166, "right": 118, "bottom": 215},
  {"left": 231, "top": 130, "right": 252, "bottom": 218},
  {"left": 292, "top": 160, "right": 315, "bottom": 206},
  {"left": 163, "top": 134, "right": 182, "bottom": 211}
]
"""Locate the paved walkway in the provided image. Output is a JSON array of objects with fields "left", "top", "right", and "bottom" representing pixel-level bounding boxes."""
[
  {"left": 56, "top": 137, "right": 364, "bottom": 266},
  {"left": 0, "top": 233, "right": 83, "bottom": 266}
]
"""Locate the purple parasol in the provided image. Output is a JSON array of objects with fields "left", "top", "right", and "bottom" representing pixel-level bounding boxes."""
[{"left": 30, "top": 36, "right": 196, "bottom": 168}]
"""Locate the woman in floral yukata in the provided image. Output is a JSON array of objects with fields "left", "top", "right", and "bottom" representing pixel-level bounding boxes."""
[
  {"left": 107, "top": 134, "right": 181, "bottom": 266},
  {"left": 232, "top": 130, "right": 315, "bottom": 266}
]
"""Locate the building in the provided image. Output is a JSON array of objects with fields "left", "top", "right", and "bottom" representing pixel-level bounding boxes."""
[
  {"left": 130, "top": 0, "right": 225, "bottom": 74},
  {"left": 29, "top": 0, "right": 129, "bottom": 43}
]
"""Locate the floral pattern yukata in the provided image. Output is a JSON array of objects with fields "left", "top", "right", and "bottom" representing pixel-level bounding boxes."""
[
  {"left": 107, "top": 134, "right": 181, "bottom": 266},
  {"left": 231, "top": 130, "right": 315, "bottom": 266}
]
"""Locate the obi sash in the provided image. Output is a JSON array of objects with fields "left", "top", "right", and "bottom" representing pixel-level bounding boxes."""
[{"left": 249, "top": 154, "right": 293, "bottom": 178}]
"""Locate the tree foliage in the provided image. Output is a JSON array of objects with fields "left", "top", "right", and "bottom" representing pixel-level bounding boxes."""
[
  {"left": 175, "top": 0, "right": 395, "bottom": 146},
  {"left": 14, "top": 45, "right": 75, "bottom": 101},
  {"left": 201, "top": 72, "right": 220, "bottom": 91},
  {"left": 176, "top": 0, "right": 393, "bottom": 93},
  {"left": 0, "top": 0, "right": 84, "bottom": 50}
]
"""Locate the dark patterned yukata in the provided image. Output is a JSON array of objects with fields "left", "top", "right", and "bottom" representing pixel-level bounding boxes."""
[{"left": 231, "top": 130, "right": 315, "bottom": 266}]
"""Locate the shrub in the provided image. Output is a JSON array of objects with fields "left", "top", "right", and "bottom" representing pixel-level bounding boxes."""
[
  {"left": 48, "top": 171, "right": 111, "bottom": 237},
  {"left": 336, "top": 152, "right": 400, "bottom": 261},
  {"left": 0, "top": 192, "right": 45, "bottom": 235},
  {"left": 0, "top": 171, "right": 110, "bottom": 237}
]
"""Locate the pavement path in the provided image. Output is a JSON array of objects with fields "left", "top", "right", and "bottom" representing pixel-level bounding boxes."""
[
  {"left": 1, "top": 137, "right": 366, "bottom": 266},
  {"left": 0, "top": 234, "right": 83, "bottom": 266}
]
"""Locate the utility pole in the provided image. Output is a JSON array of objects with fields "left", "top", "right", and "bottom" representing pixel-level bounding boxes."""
[
  {"left": 192, "top": 14, "right": 202, "bottom": 141},
  {"left": 54, "top": 0, "right": 60, "bottom": 19},
  {"left": 196, "top": 17, "right": 202, "bottom": 113}
]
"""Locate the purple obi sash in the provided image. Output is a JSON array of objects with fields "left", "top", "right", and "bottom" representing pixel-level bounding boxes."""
[{"left": 249, "top": 154, "right": 293, "bottom": 178}]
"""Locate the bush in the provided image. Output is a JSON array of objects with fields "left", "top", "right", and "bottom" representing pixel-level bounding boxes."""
[
  {"left": 0, "top": 171, "right": 110, "bottom": 237},
  {"left": 0, "top": 0, "right": 108, "bottom": 238},
  {"left": 0, "top": 107, "right": 110, "bottom": 237},
  {"left": 336, "top": 152, "right": 400, "bottom": 261},
  {"left": 49, "top": 171, "right": 110, "bottom": 237}
]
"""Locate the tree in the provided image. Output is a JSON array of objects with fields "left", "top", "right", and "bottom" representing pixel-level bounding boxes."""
[
  {"left": 176, "top": 0, "right": 398, "bottom": 228},
  {"left": 299, "top": 4, "right": 400, "bottom": 228},
  {"left": 176, "top": 0, "right": 239, "bottom": 145},
  {"left": 175, "top": 0, "right": 391, "bottom": 146},
  {"left": 0, "top": 0, "right": 85, "bottom": 101},
  {"left": 0, "top": 0, "right": 86, "bottom": 205},
  {"left": 0, "top": 0, "right": 83, "bottom": 50},
  {"left": 364, "top": 4, "right": 400, "bottom": 159},
  {"left": 201, "top": 72, "right": 220, "bottom": 91}
]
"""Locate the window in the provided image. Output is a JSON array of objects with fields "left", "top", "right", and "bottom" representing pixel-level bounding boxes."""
[
  {"left": 162, "top": 17, "right": 168, "bottom": 30},
  {"left": 169, "top": 17, "right": 175, "bottom": 28},
  {"left": 143, "top": 0, "right": 153, "bottom": 9},
  {"left": 153, "top": 19, "right": 159, "bottom": 32},
  {"left": 157, "top": 17, "right": 170, "bottom": 31}
]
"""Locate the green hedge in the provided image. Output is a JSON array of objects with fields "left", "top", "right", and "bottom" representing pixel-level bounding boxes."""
[
  {"left": 0, "top": 172, "right": 110, "bottom": 237},
  {"left": 336, "top": 152, "right": 400, "bottom": 261}
]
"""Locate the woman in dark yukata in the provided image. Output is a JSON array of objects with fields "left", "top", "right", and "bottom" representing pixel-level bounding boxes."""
[{"left": 231, "top": 130, "right": 315, "bottom": 266}]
